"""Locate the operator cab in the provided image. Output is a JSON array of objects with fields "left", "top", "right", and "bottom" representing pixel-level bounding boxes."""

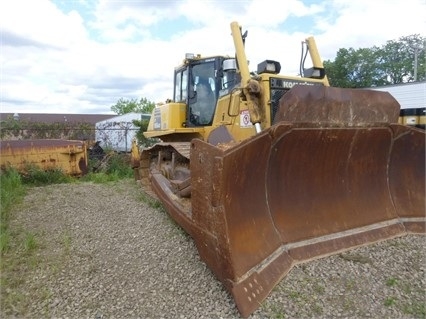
[{"left": 173, "top": 55, "right": 239, "bottom": 127}]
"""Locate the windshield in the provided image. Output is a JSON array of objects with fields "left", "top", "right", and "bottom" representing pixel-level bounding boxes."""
[{"left": 188, "top": 61, "right": 217, "bottom": 126}]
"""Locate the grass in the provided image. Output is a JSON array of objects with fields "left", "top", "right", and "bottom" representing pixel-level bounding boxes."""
[
  {"left": 386, "top": 277, "right": 398, "bottom": 287},
  {"left": 383, "top": 275, "right": 426, "bottom": 317},
  {"left": 81, "top": 152, "right": 134, "bottom": 182},
  {"left": 23, "top": 232, "right": 38, "bottom": 253},
  {"left": 80, "top": 153, "right": 133, "bottom": 183},
  {"left": 1, "top": 168, "right": 26, "bottom": 254},
  {"left": 20, "top": 166, "right": 73, "bottom": 186},
  {"left": 403, "top": 303, "right": 426, "bottom": 317},
  {"left": 384, "top": 296, "right": 397, "bottom": 306},
  {"left": 62, "top": 231, "right": 72, "bottom": 255},
  {"left": 0, "top": 169, "right": 26, "bottom": 254},
  {"left": 138, "top": 191, "right": 164, "bottom": 209}
]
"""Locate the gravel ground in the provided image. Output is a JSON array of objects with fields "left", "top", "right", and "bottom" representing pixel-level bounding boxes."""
[{"left": 2, "top": 179, "right": 425, "bottom": 319}]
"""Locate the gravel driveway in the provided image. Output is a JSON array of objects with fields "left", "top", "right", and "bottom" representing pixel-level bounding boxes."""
[{"left": 2, "top": 179, "right": 425, "bottom": 318}]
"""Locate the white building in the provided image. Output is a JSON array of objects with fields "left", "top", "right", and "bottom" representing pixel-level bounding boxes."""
[
  {"left": 95, "top": 113, "right": 150, "bottom": 152},
  {"left": 369, "top": 81, "right": 425, "bottom": 110}
]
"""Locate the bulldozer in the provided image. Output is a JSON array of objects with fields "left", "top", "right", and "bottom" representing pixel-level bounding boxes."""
[{"left": 132, "top": 21, "right": 425, "bottom": 317}]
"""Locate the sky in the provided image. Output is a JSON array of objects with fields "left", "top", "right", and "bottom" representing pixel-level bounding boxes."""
[{"left": 1, "top": 0, "right": 425, "bottom": 115}]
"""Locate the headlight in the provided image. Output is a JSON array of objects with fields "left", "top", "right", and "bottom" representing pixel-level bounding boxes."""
[
  {"left": 257, "top": 60, "right": 281, "bottom": 74},
  {"left": 303, "top": 67, "right": 325, "bottom": 79}
]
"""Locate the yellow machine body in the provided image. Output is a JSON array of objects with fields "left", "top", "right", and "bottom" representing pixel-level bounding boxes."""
[{"left": 0, "top": 139, "right": 88, "bottom": 176}]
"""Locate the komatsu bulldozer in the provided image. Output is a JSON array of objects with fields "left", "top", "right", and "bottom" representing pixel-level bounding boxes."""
[{"left": 132, "top": 21, "right": 425, "bottom": 317}]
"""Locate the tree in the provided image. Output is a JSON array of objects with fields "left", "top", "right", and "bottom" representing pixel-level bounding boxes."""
[
  {"left": 324, "top": 34, "right": 425, "bottom": 88},
  {"left": 324, "top": 47, "right": 384, "bottom": 88},
  {"left": 379, "top": 35, "right": 425, "bottom": 84},
  {"left": 132, "top": 118, "right": 158, "bottom": 147},
  {"left": 110, "top": 97, "right": 157, "bottom": 146},
  {"left": 111, "top": 97, "right": 155, "bottom": 115}
]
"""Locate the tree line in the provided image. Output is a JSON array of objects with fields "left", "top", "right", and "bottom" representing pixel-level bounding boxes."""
[{"left": 324, "top": 34, "right": 425, "bottom": 88}]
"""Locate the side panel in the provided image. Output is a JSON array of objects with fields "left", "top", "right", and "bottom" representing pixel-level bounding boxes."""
[{"left": 0, "top": 139, "right": 88, "bottom": 176}]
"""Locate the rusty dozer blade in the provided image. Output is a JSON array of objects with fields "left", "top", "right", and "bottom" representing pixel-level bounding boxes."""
[{"left": 147, "top": 86, "right": 425, "bottom": 318}]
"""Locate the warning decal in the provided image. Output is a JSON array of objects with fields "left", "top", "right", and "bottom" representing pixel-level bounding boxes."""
[{"left": 240, "top": 110, "right": 253, "bottom": 128}]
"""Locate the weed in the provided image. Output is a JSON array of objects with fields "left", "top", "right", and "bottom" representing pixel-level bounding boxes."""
[
  {"left": 312, "top": 303, "right": 324, "bottom": 315},
  {"left": 400, "top": 282, "right": 412, "bottom": 294},
  {"left": 384, "top": 296, "right": 397, "bottom": 307},
  {"left": 40, "top": 287, "right": 53, "bottom": 303},
  {"left": 345, "top": 279, "right": 356, "bottom": 290},
  {"left": 23, "top": 232, "right": 38, "bottom": 253},
  {"left": 81, "top": 171, "right": 120, "bottom": 183},
  {"left": 313, "top": 282, "right": 325, "bottom": 294},
  {"left": 386, "top": 277, "right": 398, "bottom": 287},
  {"left": 86, "top": 152, "right": 133, "bottom": 179},
  {"left": 0, "top": 231, "right": 10, "bottom": 254},
  {"left": 62, "top": 231, "right": 72, "bottom": 255},
  {"left": 105, "top": 153, "right": 133, "bottom": 177},
  {"left": 403, "top": 302, "right": 426, "bottom": 317},
  {"left": 139, "top": 191, "right": 163, "bottom": 209},
  {"left": 21, "top": 165, "right": 72, "bottom": 186},
  {"left": 342, "top": 297, "right": 356, "bottom": 311},
  {"left": 265, "top": 304, "right": 286, "bottom": 319}
]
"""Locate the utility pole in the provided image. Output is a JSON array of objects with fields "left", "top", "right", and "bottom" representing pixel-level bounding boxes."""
[
  {"left": 413, "top": 45, "right": 419, "bottom": 81},
  {"left": 411, "top": 42, "right": 425, "bottom": 82}
]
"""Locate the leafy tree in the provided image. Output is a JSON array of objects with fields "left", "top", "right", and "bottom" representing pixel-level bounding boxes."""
[
  {"left": 324, "top": 34, "right": 425, "bottom": 88},
  {"left": 110, "top": 97, "right": 157, "bottom": 146},
  {"left": 378, "top": 35, "right": 425, "bottom": 84},
  {"left": 324, "top": 47, "right": 383, "bottom": 88},
  {"left": 110, "top": 97, "right": 155, "bottom": 115},
  {"left": 132, "top": 118, "right": 158, "bottom": 147}
]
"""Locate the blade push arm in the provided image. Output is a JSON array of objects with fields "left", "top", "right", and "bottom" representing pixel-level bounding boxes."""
[{"left": 230, "top": 21, "right": 263, "bottom": 133}]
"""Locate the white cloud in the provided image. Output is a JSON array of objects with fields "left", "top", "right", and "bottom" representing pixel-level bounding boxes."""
[
  {"left": 0, "top": 0, "right": 89, "bottom": 48},
  {"left": 315, "top": 0, "right": 426, "bottom": 59},
  {"left": 0, "top": 0, "right": 424, "bottom": 115}
]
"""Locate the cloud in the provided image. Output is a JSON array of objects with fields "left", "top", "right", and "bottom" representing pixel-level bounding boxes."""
[
  {"left": 0, "top": 0, "right": 88, "bottom": 49},
  {"left": 0, "top": 0, "right": 424, "bottom": 115},
  {"left": 314, "top": 0, "right": 426, "bottom": 59}
]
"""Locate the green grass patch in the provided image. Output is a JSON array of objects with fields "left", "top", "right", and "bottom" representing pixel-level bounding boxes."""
[
  {"left": 23, "top": 232, "right": 38, "bottom": 253},
  {"left": 85, "top": 152, "right": 133, "bottom": 180},
  {"left": 264, "top": 304, "right": 286, "bottom": 319},
  {"left": 20, "top": 165, "right": 73, "bottom": 186},
  {"left": 384, "top": 296, "right": 397, "bottom": 307},
  {"left": 386, "top": 277, "right": 398, "bottom": 287},
  {"left": 138, "top": 191, "right": 164, "bottom": 209},
  {"left": 0, "top": 168, "right": 26, "bottom": 254},
  {"left": 81, "top": 153, "right": 134, "bottom": 183},
  {"left": 62, "top": 231, "right": 72, "bottom": 255},
  {"left": 403, "top": 302, "right": 426, "bottom": 317},
  {"left": 384, "top": 277, "right": 425, "bottom": 317},
  {"left": 81, "top": 171, "right": 120, "bottom": 183}
]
